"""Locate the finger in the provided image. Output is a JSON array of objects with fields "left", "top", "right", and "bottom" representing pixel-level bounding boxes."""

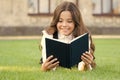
[
  {"left": 84, "top": 55, "right": 92, "bottom": 64},
  {"left": 81, "top": 55, "right": 88, "bottom": 65},
  {"left": 41, "top": 57, "right": 58, "bottom": 71},
  {"left": 45, "top": 58, "right": 58, "bottom": 67},
  {"left": 83, "top": 53, "right": 92, "bottom": 61},
  {"left": 86, "top": 52, "right": 93, "bottom": 59},
  {"left": 81, "top": 55, "right": 91, "bottom": 65},
  {"left": 47, "top": 61, "right": 59, "bottom": 69},
  {"left": 84, "top": 52, "right": 93, "bottom": 60},
  {"left": 45, "top": 55, "right": 54, "bottom": 62},
  {"left": 48, "top": 58, "right": 58, "bottom": 65}
]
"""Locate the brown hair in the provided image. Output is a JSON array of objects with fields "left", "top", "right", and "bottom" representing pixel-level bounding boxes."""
[{"left": 46, "top": 1, "right": 95, "bottom": 52}]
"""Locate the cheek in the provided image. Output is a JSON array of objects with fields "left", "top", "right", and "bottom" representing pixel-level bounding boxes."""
[
  {"left": 69, "top": 27, "right": 75, "bottom": 33},
  {"left": 56, "top": 23, "right": 60, "bottom": 30},
  {"left": 69, "top": 24, "right": 75, "bottom": 31}
]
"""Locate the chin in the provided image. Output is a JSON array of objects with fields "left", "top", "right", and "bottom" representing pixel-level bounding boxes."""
[
  {"left": 64, "top": 34, "right": 70, "bottom": 36},
  {"left": 61, "top": 32, "right": 70, "bottom": 36}
]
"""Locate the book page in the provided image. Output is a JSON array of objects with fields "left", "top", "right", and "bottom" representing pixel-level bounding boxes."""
[{"left": 70, "top": 33, "right": 88, "bottom": 43}]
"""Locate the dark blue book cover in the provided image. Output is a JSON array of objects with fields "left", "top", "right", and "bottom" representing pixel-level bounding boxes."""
[{"left": 45, "top": 33, "right": 89, "bottom": 68}]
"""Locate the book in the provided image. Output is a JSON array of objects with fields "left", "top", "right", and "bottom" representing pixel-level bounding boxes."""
[{"left": 45, "top": 33, "right": 89, "bottom": 68}]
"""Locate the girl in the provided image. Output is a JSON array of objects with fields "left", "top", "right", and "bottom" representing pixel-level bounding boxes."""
[{"left": 40, "top": 1, "right": 96, "bottom": 71}]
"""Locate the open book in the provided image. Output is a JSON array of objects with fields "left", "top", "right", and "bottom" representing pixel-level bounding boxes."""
[{"left": 45, "top": 33, "right": 89, "bottom": 68}]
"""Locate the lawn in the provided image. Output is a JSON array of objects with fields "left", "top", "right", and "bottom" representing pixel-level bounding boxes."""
[{"left": 0, "top": 38, "right": 120, "bottom": 80}]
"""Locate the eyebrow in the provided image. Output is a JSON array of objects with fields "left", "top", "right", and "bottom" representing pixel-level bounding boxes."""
[{"left": 59, "top": 18, "right": 72, "bottom": 20}]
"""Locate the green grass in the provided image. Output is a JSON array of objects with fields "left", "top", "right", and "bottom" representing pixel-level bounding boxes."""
[{"left": 0, "top": 38, "right": 120, "bottom": 80}]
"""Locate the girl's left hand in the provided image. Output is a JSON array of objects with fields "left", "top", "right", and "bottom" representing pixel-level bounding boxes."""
[{"left": 81, "top": 51, "right": 94, "bottom": 66}]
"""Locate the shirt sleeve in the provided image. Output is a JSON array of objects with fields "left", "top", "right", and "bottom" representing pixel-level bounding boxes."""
[{"left": 41, "top": 30, "right": 53, "bottom": 63}]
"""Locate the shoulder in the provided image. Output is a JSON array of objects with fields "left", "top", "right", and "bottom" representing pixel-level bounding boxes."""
[
  {"left": 42, "top": 30, "right": 53, "bottom": 38},
  {"left": 41, "top": 30, "right": 53, "bottom": 46}
]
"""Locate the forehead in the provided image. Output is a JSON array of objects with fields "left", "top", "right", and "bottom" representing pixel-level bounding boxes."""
[{"left": 59, "top": 11, "right": 72, "bottom": 19}]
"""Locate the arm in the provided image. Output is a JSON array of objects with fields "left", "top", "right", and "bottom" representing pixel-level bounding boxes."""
[
  {"left": 80, "top": 35, "right": 96, "bottom": 71},
  {"left": 81, "top": 49, "right": 96, "bottom": 70},
  {"left": 81, "top": 39, "right": 96, "bottom": 70},
  {"left": 40, "top": 30, "right": 59, "bottom": 71}
]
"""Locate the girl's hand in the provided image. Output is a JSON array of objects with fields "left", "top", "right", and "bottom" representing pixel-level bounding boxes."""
[
  {"left": 81, "top": 51, "right": 94, "bottom": 66},
  {"left": 41, "top": 55, "right": 59, "bottom": 71}
]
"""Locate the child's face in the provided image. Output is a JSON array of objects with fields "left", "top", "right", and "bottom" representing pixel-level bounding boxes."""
[{"left": 57, "top": 11, "right": 75, "bottom": 36}]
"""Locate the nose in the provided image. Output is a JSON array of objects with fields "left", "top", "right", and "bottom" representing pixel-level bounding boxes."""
[{"left": 62, "top": 21, "right": 67, "bottom": 27}]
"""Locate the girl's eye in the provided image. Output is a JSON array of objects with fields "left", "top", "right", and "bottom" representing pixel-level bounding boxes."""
[
  {"left": 58, "top": 20, "right": 62, "bottom": 22},
  {"left": 68, "top": 21, "right": 73, "bottom": 23}
]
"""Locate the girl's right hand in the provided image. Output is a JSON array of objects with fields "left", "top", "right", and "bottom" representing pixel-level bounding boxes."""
[{"left": 41, "top": 55, "right": 59, "bottom": 71}]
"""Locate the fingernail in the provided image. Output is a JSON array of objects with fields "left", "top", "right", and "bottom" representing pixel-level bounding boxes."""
[
  {"left": 81, "top": 55, "right": 83, "bottom": 58},
  {"left": 83, "top": 53, "right": 85, "bottom": 55},
  {"left": 55, "top": 58, "right": 57, "bottom": 60},
  {"left": 50, "top": 55, "right": 53, "bottom": 57}
]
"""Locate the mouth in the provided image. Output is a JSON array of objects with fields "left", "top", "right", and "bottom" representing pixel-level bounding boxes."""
[{"left": 61, "top": 29, "right": 68, "bottom": 32}]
